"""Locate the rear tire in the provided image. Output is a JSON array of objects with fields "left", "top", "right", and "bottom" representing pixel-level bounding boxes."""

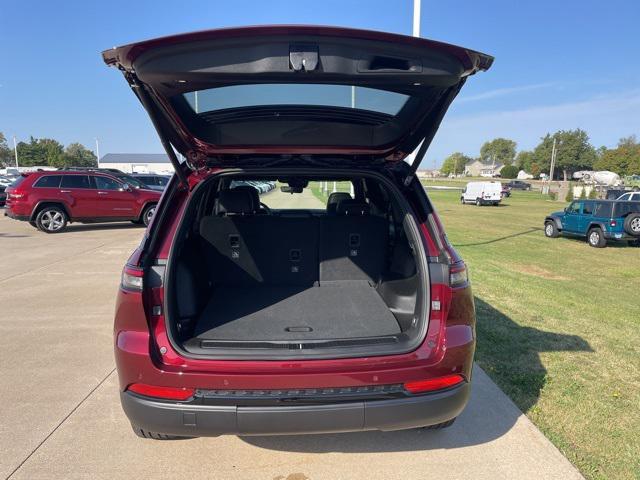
[
  {"left": 544, "top": 221, "right": 559, "bottom": 238},
  {"left": 131, "top": 424, "right": 188, "bottom": 440},
  {"left": 35, "top": 206, "right": 68, "bottom": 233},
  {"left": 141, "top": 204, "right": 156, "bottom": 227},
  {"left": 623, "top": 213, "right": 640, "bottom": 236},
  {"left": 587, "top": 227, "right": 606, "bottom": 248}
]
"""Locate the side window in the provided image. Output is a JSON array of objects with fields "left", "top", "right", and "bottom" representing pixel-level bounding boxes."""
[
  {"left": 33, "top": 175, "right": 63, "bottom": 188},
  {"left": 567, "top": 202, "right": 581, "bottom": 214},
  {"left": 94, "top": 176, "right": 122, "bottom": 190},
  {"left": 60, "top": 175, "right": 92, "bottom": 189},
  {"left": 619, "top": 193, "right": 630, "bottom": 201},
  {"left": 156, "top": 177, "right": 169, "bottom": 186},
  {"left": 633, "top": 193, "right": 640, "bottom": 201},
  {"left": 582, "top": 202, "right": 593, "bottom": 215}
]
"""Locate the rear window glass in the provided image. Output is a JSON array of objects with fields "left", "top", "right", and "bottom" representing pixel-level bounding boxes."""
[
  {"left": 60, "top": 175, "right": 92, "bottom": 189},
  {"left": 34, "top": 175, "right": 63, "bottom": 188},
  {"left": 184, "top": 84, "right": 409, "bottom": 116},
  {"left": 10, "top": 176, "right": 27, "bottom": 188},
  {"left": 615, "top": 202, "right": 640, "bottom": 216},
  {"left": 593, "top": 202, "right": 613, "bottom": 218}
]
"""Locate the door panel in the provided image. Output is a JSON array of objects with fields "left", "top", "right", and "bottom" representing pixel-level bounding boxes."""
[
  {"left": 562, "top": 202, "right": 582, "bottom": 233},
  {"left": 59, "top": 175, "right": 97, "bottom": 218},
  {"left": 92, "top": 175, "right": 137, "bottom": 218}
]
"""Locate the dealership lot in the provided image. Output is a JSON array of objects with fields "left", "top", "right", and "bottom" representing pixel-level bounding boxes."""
[{"left": 0, "top": 208, "right": 582, "bottom": 480}]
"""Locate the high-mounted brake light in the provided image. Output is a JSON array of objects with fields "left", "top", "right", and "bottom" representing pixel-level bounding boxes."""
[
  {"left": 121, "top": 266, "right": 143, "bottom": 291},
  {"left": 404, "top": 374, "right": 465, "bottom": 394},
  {"left": 449, "top": 262, "right": 468, "bottom": 288},
  {"left": 128, "top": 383, "right": 195, "bottom": 401}
]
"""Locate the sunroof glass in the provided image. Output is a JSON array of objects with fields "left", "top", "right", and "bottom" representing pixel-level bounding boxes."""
[{"left": 183, "top": 84, "right": 408, "bottom": 116}]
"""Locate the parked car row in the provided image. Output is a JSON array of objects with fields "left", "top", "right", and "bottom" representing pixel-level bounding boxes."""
[
  {"left": 4, "top": 170, "right": 162, "bottom": 233},
  {"left": 231, "top": 180, "right": 276, "bottom": 193}
]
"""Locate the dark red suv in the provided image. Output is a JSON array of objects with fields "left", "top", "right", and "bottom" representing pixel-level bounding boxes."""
[
  {"left": 4, "top": 170, "right": 161, "bottom": 232},
  {"left": 106, "top": 26, "right": 492, "bottom": 438}
]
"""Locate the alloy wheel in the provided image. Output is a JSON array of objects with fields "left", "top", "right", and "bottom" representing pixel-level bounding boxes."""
[{"left": 40, "top": 210, "right": 64, "bottom": 232}]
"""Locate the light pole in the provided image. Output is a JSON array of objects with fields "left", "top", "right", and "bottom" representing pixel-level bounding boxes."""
[
  {"left": 413, "top": 0, "right": 421, "bottom": 37},
  {"left": 95, "top": 138, "right": 101, "bottom": 166},
  {"left": 13, "top": 136, "right": 19, "bottom": 168}
]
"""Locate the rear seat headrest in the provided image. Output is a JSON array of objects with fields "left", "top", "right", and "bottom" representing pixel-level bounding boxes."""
[
  {"left": 232, "top": 185, "right": 260, "bottom": 212},
  {"left": 215, "top": 189, "right": 254, "bottom": 215},
  {"left": 336, "top": 199, "right": 370, "bottom": 216},
  {"left": 326, "top": 192, "right": 352, "bottom": 215}
]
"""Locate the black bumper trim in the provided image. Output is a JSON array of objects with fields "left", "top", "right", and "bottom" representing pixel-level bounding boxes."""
[
  {"left": 120, "top": 382, "right": 470, "bottom": 436},
  {"left": 4, "top": 210, "right": 29, "bottom": 221}
]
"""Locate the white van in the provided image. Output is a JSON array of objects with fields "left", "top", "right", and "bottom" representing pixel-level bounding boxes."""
[{"left": 461, "top": 181, "right": 502, "bottom": 206}]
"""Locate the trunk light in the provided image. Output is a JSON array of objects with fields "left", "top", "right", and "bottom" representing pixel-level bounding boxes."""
[
  {"left": 121, "top": 266, "right": 143, "bottom": 291},
  {"left": 449, "top": 263, "right": 468, "bottom": 288},
  {"left": 128, "top": 383, "right": 195, "bottom": 401},
  {"left": 404, "top": 374, "right": 465, "bottom": 394}
]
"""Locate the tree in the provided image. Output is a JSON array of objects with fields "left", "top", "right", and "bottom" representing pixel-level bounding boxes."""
[
  {"left": 63, "top": 143, "right": 97, "bottom": 168},
  {"left": 515, "top": 150, "right": 534, "bottom": 172},
  {"left": 441, "top": 152, "right": 471, "bottom": 176},
  {"left": 593, "top": 135, "right": 640, "bottom": 175},
  {"left": 531, "top": 129, "right": 596, "bottom": 181},
  {"left": 480, "top": 138, "right": 517, "bottom": 166},
  {"left": 16, "top": 137, "right": 65, "bottom": 167},
  {"left": 500, "top": 165, "right": 519, "bottom": 179},
  {"left": 0, "top": 132, "right": 12, "bottom": 168}
]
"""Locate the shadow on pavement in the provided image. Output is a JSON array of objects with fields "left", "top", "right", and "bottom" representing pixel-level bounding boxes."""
[
  {"left": 240, "top": 298, "right": 592, "bottom": 453},
  {"left": 59, "top": 222, "right": 144, "bottom": 233}
]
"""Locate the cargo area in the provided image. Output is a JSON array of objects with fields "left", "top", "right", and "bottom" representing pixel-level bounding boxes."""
[{"left": 165, "top": 173, "right": 428, "bottom": 359}]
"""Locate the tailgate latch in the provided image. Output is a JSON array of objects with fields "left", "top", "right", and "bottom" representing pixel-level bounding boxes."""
[{"left": 289, "top": 44, "right": 319, "bottom": 72}]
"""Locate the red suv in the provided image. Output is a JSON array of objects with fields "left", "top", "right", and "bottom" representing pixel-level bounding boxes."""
[
  {"left": 4, "top": 170, "right": 161, "bottom": 233},
  {"left": 106, "top": 26, "right": 492, "bottom": 438}
]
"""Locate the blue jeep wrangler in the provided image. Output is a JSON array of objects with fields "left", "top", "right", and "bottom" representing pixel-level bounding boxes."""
[{"left": 544, "top": 200, "right": 640, "bottom": 247}]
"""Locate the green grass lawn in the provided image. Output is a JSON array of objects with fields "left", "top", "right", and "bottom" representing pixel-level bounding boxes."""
[{"left": 425, "top": 185, "right": 639, "bottom": 480}]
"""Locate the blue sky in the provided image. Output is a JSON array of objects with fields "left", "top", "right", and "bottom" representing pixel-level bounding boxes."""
[{"left": 1, "top": 0, "right": 638, "bottom": 167}]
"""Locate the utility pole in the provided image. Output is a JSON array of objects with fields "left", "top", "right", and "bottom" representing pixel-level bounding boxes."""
[
  {"left": 413, "top": 0, "right": 421, "bottom": 37},
  {"left": 13, "top": 136, "right": 19, "bottom": 168},
  {"left": 351, "top": 86, "right": 355, "bottom": 108},
  {"left": 549, "top": 138, "right": 557, "bottom": 182},
  {"left": 543, "top": 138, "right": 557, "bottom": 195}
]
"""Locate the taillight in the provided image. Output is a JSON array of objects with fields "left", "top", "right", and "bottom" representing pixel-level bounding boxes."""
[
  {"left": 449, "top": 262, "right": 469, "bottom": 288},
  {"left": 9, "top": 192, "right": 25, "bottom": 199},
  {"left": 121, "top": 265, "right": 143, "bottom": 291},
  {"left": 404, "top": 374, "right": 465, "bottom": 394},
  {"left": 610, "top": 220, "right": 617, "bottom": 227},
  {"left": 127, "top": 383, "right": 195, "bottom": 401}
]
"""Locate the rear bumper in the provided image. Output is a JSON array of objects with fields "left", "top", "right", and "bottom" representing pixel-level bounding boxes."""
[
  {"left": 603, "top": 231, "right": 636, "bottom": 241},
  {"left": 121, "top": 382, "right": 470, "bottom": 436},
  {"left": 3, "top": 209, "right": 29, "bottom": 221}
]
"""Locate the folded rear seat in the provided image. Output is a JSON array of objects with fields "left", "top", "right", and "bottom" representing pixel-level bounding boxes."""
[
  {"left": 319, "top": 200, "right": 388, "bottom": 284},
  {"left": 199, "top": 190, "right": 318, "bottom": 287}
]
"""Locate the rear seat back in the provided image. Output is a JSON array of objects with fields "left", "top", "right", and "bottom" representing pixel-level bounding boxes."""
[
  {"left": 200, "top": 215, "right": 319, "bottom": 287},
  {"left": 319, "top": 202, "right": 388, "bottom": 284}
]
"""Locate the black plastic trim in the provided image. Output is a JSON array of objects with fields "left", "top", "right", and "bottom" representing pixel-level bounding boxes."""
[{"left": 120, "top": 382, "right": 469, "bottom": 436}]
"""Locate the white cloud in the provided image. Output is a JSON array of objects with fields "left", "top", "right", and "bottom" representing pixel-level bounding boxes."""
[
  {"left": 427, "top": 89, "right": 640, "bottom": 165},
  {"left": 457, "top": 82, "right": 557, "bottom": 103}
]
